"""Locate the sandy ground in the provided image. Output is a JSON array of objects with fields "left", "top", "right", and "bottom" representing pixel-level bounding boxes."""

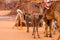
[
  {"left": 0, "top": 16, "right": 59, "bottom": 40},
  {"left": 0, "top": 10, "right": 60, "bottom": 40}
]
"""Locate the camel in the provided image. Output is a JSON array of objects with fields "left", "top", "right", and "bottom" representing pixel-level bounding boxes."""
[
  {"left": 27, "top": 2, "right": 43, "bottom": 38},
  {"left": 43, "top": 1, "right": 60, "bottom": 38},
  {"left": 43, "top": 1, "right": 55, "bottom": 37}
]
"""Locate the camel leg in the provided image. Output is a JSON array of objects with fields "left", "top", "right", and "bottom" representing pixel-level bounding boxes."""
[
  {"left": 35, "top": 20, "right": 40, "bottom": 38},
  {"left": 32, "top": 26, "right": 36, "bottom": 38},
  {"left": 32, "top": 21, "right": 36, "bottom": 38},
  {"left": 26, "top": 22, "right": 29, "bottom": 32},
  {"left": 49, "top": 26, "right": 52, "bottom": 37},
  {"left": 32, "top": 26, "right": 34, "bottom": 35},
  {"left": 36, "top": 26, "right": 40, "bottom": 38},
  {"left": 45, "top": 23, "right": 48, "bottom": 37},
  {"left": 49, "top": 21, "right": 52, "bottom": 37}
]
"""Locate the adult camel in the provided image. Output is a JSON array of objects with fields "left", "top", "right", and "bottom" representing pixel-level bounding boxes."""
[{"left": 43, "top": 1, "right": 60, "bottom": 38}]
